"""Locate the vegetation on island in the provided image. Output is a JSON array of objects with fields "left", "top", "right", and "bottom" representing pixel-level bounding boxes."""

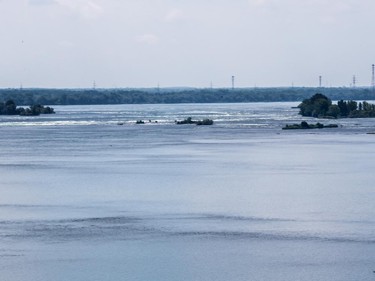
[
  {"left": 283, "top": 121, "right": 338, "bottom": 130},
  {"left": 176, "top": 117, "right": 214, "bottom": 125},
  {"left": 298, "top": 93, "right": 375, "bottom": 118},
  {"left": 0, "top": 100, "right": 55, "bottom": 116}
]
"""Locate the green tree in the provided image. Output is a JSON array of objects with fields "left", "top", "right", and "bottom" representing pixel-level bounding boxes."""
[
  {"left": 298, "top": 93, "right": 332, "bottom": 117},
  {"left": 4, "top": 100, "right": 17, "bottom": 115},
  {"left": 327, "top": 105, "right": 340, "bottom": 118}
]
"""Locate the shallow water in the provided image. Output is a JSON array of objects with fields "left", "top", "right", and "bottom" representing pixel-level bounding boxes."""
[{"left": 1, "top": 103, "right": 375, "bottom": 280}]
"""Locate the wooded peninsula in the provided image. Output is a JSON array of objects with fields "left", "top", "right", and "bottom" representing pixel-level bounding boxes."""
[{"left": 298, "top": 93, "right": 375, "bottom": 118}]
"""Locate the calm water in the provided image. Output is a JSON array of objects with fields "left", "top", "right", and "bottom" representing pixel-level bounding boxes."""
[{"left": 1, "top": 102, "right": 375, "bottom": 281}]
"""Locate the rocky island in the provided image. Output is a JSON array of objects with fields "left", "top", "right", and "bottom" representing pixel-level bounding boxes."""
[
  {"left": 283, "top": 121, "right": 338, "bottom": 130},
  {"left": 176, "top": 117, "right": 214, "bottom": 125}
]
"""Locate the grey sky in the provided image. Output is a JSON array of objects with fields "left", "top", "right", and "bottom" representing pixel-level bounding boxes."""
[{"left": 1, "top": 0, "right": 374, "bottom": 88}]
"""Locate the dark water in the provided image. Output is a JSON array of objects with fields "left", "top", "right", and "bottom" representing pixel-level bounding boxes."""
[{"left": 1, "top": 103, "right": 375, "bottom": 281}]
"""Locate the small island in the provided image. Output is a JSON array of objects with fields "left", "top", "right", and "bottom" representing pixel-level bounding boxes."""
[
  {"left": 298, "top": 93, "right": 375, "bottom": 118},
  {"left": 176, "top": 117, "right": 214, "bottom": 125},
  {"left": 283, "top": 121, "right": 338, "bottom": 130},
  {"left": 0, "top": 100, "right": 55, "bottom": 116}
]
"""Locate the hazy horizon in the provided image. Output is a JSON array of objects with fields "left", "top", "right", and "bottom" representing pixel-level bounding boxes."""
[
  {"left": 1, "top": 0, "right": 375, "bottom": 88},
  {"left": 1, "top": 85, "right": 373, "bottom": 91}
]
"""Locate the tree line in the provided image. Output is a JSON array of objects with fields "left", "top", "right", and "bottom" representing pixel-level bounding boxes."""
[{"left": 0, "top": 87, "right": 374, "bottom": 105}]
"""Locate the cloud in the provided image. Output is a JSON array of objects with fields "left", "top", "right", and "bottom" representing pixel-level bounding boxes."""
[
  {"left": 58, "top": 40, "right": 75, "bottom": 48},
  {"left": 248, "top": 0, "right": 283, "bottom": 8},
  {"left": 248, "top": 0, "right": 269, "bottom": 7},
  {"left": 28, "top": 0, "right": 55, "bottom": 5},
  {"left": 55, "top": 0, "right": 103, "bottom": 19},
  {"left": 247, "top": 0, "right": 357, "bottom": 24},
  {"left": 136, "top": 34, "right": 160, "bottom": 45},
  {"left": 165, "top": 9, "right": 185, "bottom": 22}
]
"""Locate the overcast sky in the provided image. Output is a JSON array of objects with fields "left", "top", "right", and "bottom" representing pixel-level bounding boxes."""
[{"left": 1, "top": 0, "right": 375, "bottom": 88}]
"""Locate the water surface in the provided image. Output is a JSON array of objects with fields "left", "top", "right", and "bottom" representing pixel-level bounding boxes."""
[{"left": 1, "top": 103, "right": 375, "bottom": 280}]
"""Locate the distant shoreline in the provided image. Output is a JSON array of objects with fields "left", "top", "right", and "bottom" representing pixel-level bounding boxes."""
[{"left": 1, "top": 87, "right": 375, "bottom": 106}]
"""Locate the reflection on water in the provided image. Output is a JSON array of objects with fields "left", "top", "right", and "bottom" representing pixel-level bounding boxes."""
[{"left": 1, "top": 211, "right": 375, "bottom": 244}]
